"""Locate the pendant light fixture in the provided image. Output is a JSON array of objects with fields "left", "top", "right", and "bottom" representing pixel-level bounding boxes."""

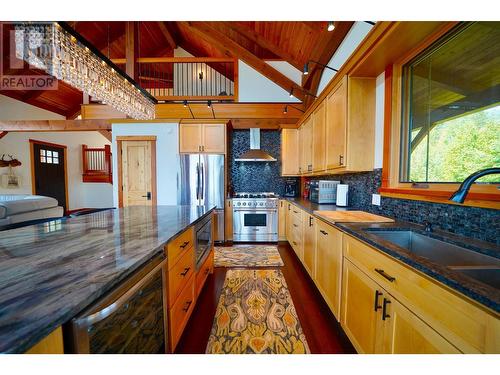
[
  {"left": 327, "top": 22, "right": 335, "bottom": 31},
  {"left": 14, "top": 22, "right": 156, "bottom": 120}
]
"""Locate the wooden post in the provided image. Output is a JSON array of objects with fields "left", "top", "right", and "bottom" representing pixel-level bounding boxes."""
[{"left": 125, "top": 22, "right": 138, "bottom": 81}]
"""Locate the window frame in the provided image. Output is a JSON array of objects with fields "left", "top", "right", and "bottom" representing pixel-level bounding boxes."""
[{"left": 379, "top": 22, "right": 500, "bottom": 210}]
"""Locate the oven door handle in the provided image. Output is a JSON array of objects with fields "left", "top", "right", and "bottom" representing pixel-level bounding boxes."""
[{"left": 233, "top": 209, "right": 277, "bottom": 212}]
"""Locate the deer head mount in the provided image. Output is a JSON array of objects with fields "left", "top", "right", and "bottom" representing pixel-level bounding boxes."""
[{"left": 0, "top": 154, "right": 22, "bottom": 168}]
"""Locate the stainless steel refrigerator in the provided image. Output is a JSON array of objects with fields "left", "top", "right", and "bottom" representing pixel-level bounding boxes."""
[{"left": 178, "top": 154, "right": 225, "bottom": 241}]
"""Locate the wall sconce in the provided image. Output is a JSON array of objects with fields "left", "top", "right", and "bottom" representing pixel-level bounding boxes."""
[{"left": 199, "top": 71, "right": 204, "bottom": 80}]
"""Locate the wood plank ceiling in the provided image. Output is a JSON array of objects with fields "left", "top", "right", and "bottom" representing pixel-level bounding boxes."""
[{"left": 0, "top": 21, "right": 355, "bottom": 118}]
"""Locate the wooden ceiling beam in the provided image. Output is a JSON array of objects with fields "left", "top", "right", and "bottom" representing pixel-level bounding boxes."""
[
  {"left": 0, "top": 119, "right": 111, "bottom": 131},
  {"left": 157, "top": 22, "right": 177, "bottom": 49},
  {"left": 178, "top": 21, "right": 305, "bottom": 101},
  {"left": 98, "top": 130, "right": 112, "bottom": 141},
  {"left": 125, "top": 22, "right": 139, "bottom": 81},
  {"left": 224, "top": 22, "right": 302, "bottom": 70},
  {"left": 0, "top": 131, "right": 8, "bottom": 139},
  {"left": 302, "top": 22, "right": 354, "bottom": 91}
]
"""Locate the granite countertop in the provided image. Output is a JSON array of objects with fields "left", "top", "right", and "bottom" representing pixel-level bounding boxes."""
[
  {"left": 283, "top": 197, "right": 348, "bottom": 214},
  {"left": 285, "top": 198, "right": 500, "bottom": 314},
  {"left": 0, "top": 205, "right": 214, "bottom": 354}
]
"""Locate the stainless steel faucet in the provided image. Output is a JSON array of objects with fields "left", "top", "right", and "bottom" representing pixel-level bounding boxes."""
[{"left": 449, "top": 167, "right": 500, "bottom": 203}]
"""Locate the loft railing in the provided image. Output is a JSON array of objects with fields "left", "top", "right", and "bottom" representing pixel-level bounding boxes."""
[
  {"left": 113, "top": 57, "right": 237, "bottom": 101},
  {"left": 82, "top": 144, "right": 112, "bottom": 183}
]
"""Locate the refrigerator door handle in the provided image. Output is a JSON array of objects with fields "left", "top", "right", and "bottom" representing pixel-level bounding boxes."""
[
  {"left": 200, "top": 162, "right": 205, "bottom": 202},
  {"left": 196, "top": 163, "right": 200, "bottom": 200}
]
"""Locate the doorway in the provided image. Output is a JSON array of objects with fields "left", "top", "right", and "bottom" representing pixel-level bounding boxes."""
[
  {"left": 117, "top": 136, "right": 157, "bottom": 207},
  {"left": 30, "top": 139, "right": 69, "bottom": 213}
]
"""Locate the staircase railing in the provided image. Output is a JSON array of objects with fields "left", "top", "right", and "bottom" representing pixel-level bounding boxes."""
[{"left": 82, "top": 144, "right": 112, "bottom": 183}]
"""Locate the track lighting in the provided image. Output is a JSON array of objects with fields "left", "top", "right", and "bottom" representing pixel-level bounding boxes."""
[
  {"left": 289, "top": 88, "right": 294, "bottom": 98},
  {"left": 302, "top": 60, "right": 338, "bottom": 75},
  {"left": 183, "top": 100, "right": 188, "bottom": 108},
  {"left": 327, "top": 22, "right": 335, "bottom": 32},
  {"left": 303, "top": 62, "right": 309, "bottom": 75},
  {"left": 283, "top": 105, "right": 288, "bottom": 114},
  {"left": 207, "top": 100, "right": 212, "bottom": 108}
]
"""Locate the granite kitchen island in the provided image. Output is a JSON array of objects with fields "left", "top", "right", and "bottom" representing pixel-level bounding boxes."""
[{"left": 0, "top": 205, "right": 215, "bottom": 353}]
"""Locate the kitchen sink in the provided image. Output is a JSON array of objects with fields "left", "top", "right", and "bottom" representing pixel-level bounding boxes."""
[
  {"left": 451, "top": 268, "right": 500, "bottom": 290},
  {"left": 365, "top": 230, "right": 500, "bottom": 268}
]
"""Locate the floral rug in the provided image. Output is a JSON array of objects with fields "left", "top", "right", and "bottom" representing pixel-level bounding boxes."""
[
  {"left": 214, "top": 245, "right": 284, "bottom": 268},
  {"left": 206, "top": 269, "right": 310, "bottom": 354}
]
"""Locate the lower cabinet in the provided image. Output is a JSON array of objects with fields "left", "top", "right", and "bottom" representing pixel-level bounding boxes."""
[
  {"left": 302, "top": 213, "right": 316, "bottom": 278},
  {"left": 341, "top": 259, "right": 460, "bottom": 354},
  {"left": 196, "top": 249, "right": 214, "bottom": 297},
  {"left": 169, "top": 274, "right": 195, "bottom": 350},
  {"left": 278, "top": 200, "right": 287, "bottom": 241},
  {"left": 315, "top": 220, "right": 343, "bottom": 320}
]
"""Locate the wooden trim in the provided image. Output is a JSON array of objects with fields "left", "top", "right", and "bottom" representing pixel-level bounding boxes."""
[
  {"left": 112, "top": 57, "right": 236, "bottom": 64},
  {"left": 233, "top": 59, "right": 239, "bottom": 102},
  {"left": 98, "top": 130, "right": 112, "bottom": 142},
  {"left": 29, "top": 139, "right": 69, "bottom": 213},
  {"left": 157, "top": 21, "right": 177, "bottom": 49},
  {"left": 156, "top": 95, "right": 234, "bottom": 101},
  {"left": 117, "top": 137, "right": 157, "bottom": 208},
  {"left": 0, "top": 131, "right": 8, "bottom": 139},
  {"left": 116, "top": 136, "right": 157, "bottom": 141},
  {"left": 0, "top": 120, "right": 111, "bottom": 131},
  {"left": 381, "top": 65, "right": 393, "bottom": 189}
]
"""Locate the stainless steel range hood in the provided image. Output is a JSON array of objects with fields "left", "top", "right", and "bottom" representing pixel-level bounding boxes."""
[{"left": 235, "top": 128, "right": 277, "bottom": 162}]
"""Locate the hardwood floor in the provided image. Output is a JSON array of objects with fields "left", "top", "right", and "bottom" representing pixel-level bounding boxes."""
[{"left": 175, "top": 241, "right": 356, "bottom": 354}]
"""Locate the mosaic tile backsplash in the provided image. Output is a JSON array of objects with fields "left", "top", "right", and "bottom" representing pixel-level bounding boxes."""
[
  {"left": 309, "top": 169, "right": 500, "bottom": 245},
  {"left": 229, "top": 129, "right": 298, "bottom": 196}
]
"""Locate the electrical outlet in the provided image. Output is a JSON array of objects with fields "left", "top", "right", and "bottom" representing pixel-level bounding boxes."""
[{"left": 372, "top": 194, "right": 381, "bottom": 206}]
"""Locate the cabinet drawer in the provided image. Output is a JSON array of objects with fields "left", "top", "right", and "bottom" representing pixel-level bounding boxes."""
[
  {"left": 169, "top": 275, "right": 195, "bottom": 351},
  {"left": 343, "top": 234, "right": 500, "bottom": 353},
  {"left": 196, "top": 249, "right": 214, "bottom": 297},
  {"left": 168, "top": 246, "right": 195, "bottom": 307},
  {"left": 289, "top": 204, "right": 302, "bottom": 219},
  {"left": 166, "top": 227, "right": 194, "bottom": 268}
]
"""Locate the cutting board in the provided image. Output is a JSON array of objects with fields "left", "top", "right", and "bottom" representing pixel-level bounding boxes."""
[{"left": 313, "top": 210, "right": 394, "bottom": 224}]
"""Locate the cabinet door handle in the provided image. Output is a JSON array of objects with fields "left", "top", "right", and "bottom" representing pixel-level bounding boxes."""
[
  {"left": 293, "top": 210, "right": 299, "bottom": 214},
  {"left": 293, "top": 224, "right": 298, "bottom": 228},
  {"left": 382, "top": 298, "right": 391, "bottom": 320},
  {"left": 182, "top": 300, "right": 193, "bottom": 312},
  {"left": 339, "top": 155, "right": 344, "bottom": 165},
  {"left": 293, "top": 241, "right": 298, "bottom": 245},
  {"left": 375, "top": 268, "right": 396, "bottom": 282},
  {"left": 374, "top": 290, "right": 382, "bottom": 312},
  {"left": 280, "top": 201, "right": 283, "bottom": 207},
  {"left": 180, "top": 241, "right": 190, "bottom": 249},
  {"left": 309, "top": 216, "right": 313, "bottom": 227},
  {"left": 320, "top": 230, "right": 328, "bottom": 236},
  {"left": 180, "top": 267, "right": 191, "bottom": 276}
]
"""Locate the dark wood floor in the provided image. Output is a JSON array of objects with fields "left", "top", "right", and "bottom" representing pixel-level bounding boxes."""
[{"left": 175, "top": 241, "right": 356, "bottom": 354}]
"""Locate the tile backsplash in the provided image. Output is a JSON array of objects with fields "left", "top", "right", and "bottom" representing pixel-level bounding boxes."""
[
  {"left": 308, "top": 169, "right": 500, "bottom": 245},
  {"left": 229, "top": 129, "right": 298, "bottom": 196}
]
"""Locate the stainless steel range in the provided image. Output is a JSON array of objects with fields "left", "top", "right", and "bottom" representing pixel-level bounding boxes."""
[{"left": 232, "top": 192, "right": 278, "bottom": 242}]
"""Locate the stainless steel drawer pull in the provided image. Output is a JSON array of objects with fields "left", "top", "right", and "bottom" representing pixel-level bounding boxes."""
[
  {"left": 180, "top": 267, "right": 191, "bottom": 277},
  {"left": 180, "top": 241, "right": 190, "bottom": 249},
  {"left": 375, "top": 268, "right": 396, "bottom": 282},
  {"left": 320, "top": 230, "right": 328, "bottom": 236},
  {"left": 182, "top": 300, "right": 193, "bottom": 312}
]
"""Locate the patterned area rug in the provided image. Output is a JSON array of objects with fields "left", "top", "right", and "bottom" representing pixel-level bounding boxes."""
[
  {"left": 214, "top": 245, "right": 284, "bottom": 267},
  {"left": 206, "top": 269, "right": 310, "bottom": 354}
]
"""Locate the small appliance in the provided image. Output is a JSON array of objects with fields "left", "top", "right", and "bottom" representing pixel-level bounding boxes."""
[
  {"left": 336, "top": 184, "right": 349, "bottom": 206},
  {"left": 309, "top": 180, "right": 340, "bottom": 204},
  {"left": 284, "top": 179, "right": 299, "bottom": 197}
]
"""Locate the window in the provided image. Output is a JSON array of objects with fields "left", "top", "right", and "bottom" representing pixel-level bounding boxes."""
[
  {"left": 400, "top": 22, "right": 500, "bottom": 184},
  {"left": 40, "top": 149, "right": 59, "bottom": 164}
]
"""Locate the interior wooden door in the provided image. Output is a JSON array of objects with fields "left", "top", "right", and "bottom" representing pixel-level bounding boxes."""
[
  {"left": 312, "top": 101, "right": 326, "bottom": 172},
  {"left": 202, "top": 123, "right": 226, "bottom": 153},
  {"left": 31, "top": 141, "right": 67, "bottom": 213},
  {"left": 326, "top": 77, "right": 347, "bottom": 170},
  {"left": 315, "top": 220, "right": 343, "bottom": 319},
  {"left": 341, "top": 259, "right": 387, "bottom": 353},
  {"left": 381, "top": 297, "right": 461, "bottom": 354},
  {"left": 120, "top": 140, "right": 155, "bottom": 207},
  {"left": 302, "top": 213, "right": 316, "bottom": 278},
  {"left": 179, "top": 123, "right": 202, "bottom": 153}
]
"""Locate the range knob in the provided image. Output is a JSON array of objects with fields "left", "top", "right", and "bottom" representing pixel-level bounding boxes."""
[
  {"left": 236, "top": 202, "right": 241, "bottom": 206},
  {"left": 259, "top": 202, "right": 264, "bottom": 206},
  {"left": 243, "top": 202, "right": 246, "bottom": 206}
]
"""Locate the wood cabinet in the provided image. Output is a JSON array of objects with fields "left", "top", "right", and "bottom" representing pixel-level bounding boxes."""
[
  {"left": 326, "top": 77, "right": 347, "bottom": 169},
  {"left": 225, "top": 199, "right": 233, "bottom": 241},
  {"left": 281, "top": 129, "right": 300, "bottom": 176},
  {"left": 315, "top": 219, "right": 343, "bottom": 320},
  {"left": 25, "top": 327, "right": 64, "bottom": 354},
  {"left": 196, "top": 249, "right": 214, "bottom": 297},
  {"left": 278, "top": 200, "right": 287, "bottom": 241},
  {"left": 179, "top": 123, "right": 226, "bottom": 154},
  {"left": 342, "top": 259, "right": 461, "bottom": 354},
  {"left": 312, "top": 101, "right": 327, "bottom": 172},
  {"left": 301, "top": 117, "right": 313, "bottom": 174},
  {"left": 302, "top": 213, "right": 316, "bottom": 278}
]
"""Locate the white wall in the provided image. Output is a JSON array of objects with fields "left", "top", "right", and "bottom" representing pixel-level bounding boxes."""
[
  {"left": 265, "top": 61, "right": 302, "bottom": 85},
  {"left": 238, "top": 61, "right": 301, "bottom": 103},
  {"left": 111, "top": 122, "right": 180, "bottom": 207},
  {"left": 0, "top": 132, "right": 113, "bottom": 209},
  {"left": 317, "top": 22, "right": 374, "bottom": 96},
  {"left": 374, "top": 72, "right": 385, "bottom": 168},
  {"left": 0, "top": 94, "right": 65, "bottom": 120}
]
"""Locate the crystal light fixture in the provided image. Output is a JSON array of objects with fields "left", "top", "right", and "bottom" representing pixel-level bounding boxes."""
[{"left": 14, "top": 22, "right": 156, "bottom": 120}]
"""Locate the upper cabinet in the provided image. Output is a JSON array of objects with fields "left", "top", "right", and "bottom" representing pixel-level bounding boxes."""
[
  {"left": 281, "top": 129, "right": 300, "bottom": 176},
  {"left": 281, "top": 76, "right": 376, "bottom": 177},
  {"left": 179, "top": 123, "right": 226, "bottom": 154}
]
